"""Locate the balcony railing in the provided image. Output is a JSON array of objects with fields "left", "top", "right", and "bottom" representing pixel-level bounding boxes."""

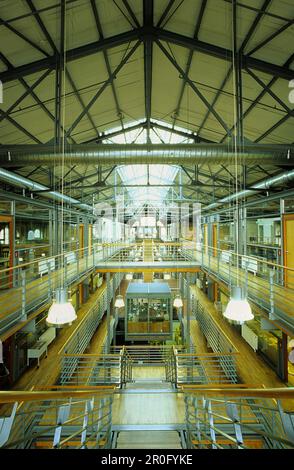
[
  {"left": 0, "top": 388, "right": 114, "bottom": 449},
  {"left": 183, "top": 385, "right": 294, "bottom": 449},
  {"left": 0, "top": 239, "right": 293, "bottom": 337},
  {"left": 60, "top": 349, "right": 133, "bottom": 388},
  {"left": 196, "top": 243, "right": 294, "bottom": 332}
]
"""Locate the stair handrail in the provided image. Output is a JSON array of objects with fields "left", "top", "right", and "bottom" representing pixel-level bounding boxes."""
[
  {"left": 0, "top": 387, "right": 115, "bottom": 404},
  {"left": 181, "top": 385, "right": 294, "bottom": 399}
]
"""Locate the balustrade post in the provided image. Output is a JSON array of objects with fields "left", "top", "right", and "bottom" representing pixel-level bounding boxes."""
[
  {"left": 47, "top": 262, "right": 52, "bottom": 301},
  {"left": 86, "top": 245, "right": 89, "bottom": 270},
  {"left": 217, "top": 250, "right": 220, "bottom": 275},
  {"left": 76, "top": 244, "right": 80, "bottom": 276},
  {"left": 269, "top": 269, "right": 275, "bottom": 320},
  {"left": 64, "top": 256, "right": 68, "bottom": 283},
  {"left": 21, "top": 270, "right": 27, "bottom": 320}
]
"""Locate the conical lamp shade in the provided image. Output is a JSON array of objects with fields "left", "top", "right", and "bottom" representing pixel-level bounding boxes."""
[
  {"left": 115, "top": 295, "right": 125, "bottom": 308},
  {"left": 223, "top": 286, "right": 253, "bottom": 325},
  {"left": 46, "top": 288, "right": 77, "bottom": 327},
  {"left": 173, "top": 295, "right": 183, "bottom": 308}
]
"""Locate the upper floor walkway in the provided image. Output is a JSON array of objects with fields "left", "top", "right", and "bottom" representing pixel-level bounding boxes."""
[{"left": 0, "top": 239, "right": 293, "bottom": 338}]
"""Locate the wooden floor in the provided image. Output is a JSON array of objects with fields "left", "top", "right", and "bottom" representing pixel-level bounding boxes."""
[
  {"left": 143, "top": 239, "right": 153, "bottom": 282},
  {"left": 190, "top": 319, "right": 209, "bottom": 353},
  {"left": 190, "top": 285, "right": 294, "bottom": 411}
]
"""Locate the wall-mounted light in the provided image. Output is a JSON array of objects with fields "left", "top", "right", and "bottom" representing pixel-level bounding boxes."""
[{"left": 126, "top": 273, "right": 133, "bottom": 281}]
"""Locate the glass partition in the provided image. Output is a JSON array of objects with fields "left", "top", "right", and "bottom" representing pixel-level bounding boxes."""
[{"left": 125, "top": 282, "right": 172, "bottom": 340}]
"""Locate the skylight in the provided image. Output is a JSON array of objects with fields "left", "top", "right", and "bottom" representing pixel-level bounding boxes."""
[
  {"left": 102, "top": 119, "right": 195, "bottom": 203},
  {"left": 117, "top": 164, "right": 179, "bottom": 202}
]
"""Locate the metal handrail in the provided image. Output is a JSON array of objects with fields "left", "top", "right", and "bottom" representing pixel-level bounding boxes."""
[
  {"left": 184, "top": 389, "right": 294, "bottom": 449},
  {"left": 0, "top": 391, "right": 114, "bottom": 449}
]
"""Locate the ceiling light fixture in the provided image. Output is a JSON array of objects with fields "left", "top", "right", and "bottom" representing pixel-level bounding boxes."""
[
  {"left": 47, "top": 288, "right": 77, "bottom": 327},
  {"left": 46, "top": 3, "right": 77, "bottom": 328},
  {"left": 114, "top": 294, "right": 125, "bottom": 309},
  {"left": 223, "top": 286, "right": 253, "bottom": 325},
  {"left": 173, "top": 294, "right": 183, "bottom": 308}
]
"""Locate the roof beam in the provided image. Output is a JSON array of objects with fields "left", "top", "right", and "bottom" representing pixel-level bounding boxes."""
[
  {"left": 156, "top": 27, "right": 294, "bottom": 80},
  {"left": 172, "top": 0, "right": 207, "bottom": 131},
  {"left": 0, "top": 69, "right": 51, "bottom": 124},
  {"left": 0, "top": 28, "right": 141, "bottom": 83},
  {"left": 0, "top": 51, "right": 74, "bottom": 143},
  {"left": 156, "top": 0, "right": 177, "bottom": 28},
  {"left": 156, "top": 40, "right": 231, "bottom": 136},
  {"left": 20, "top": 0, "right": 100, "bottom": 140},
  {"left": 254, "top": 114, "right": 292, "bottom": 143},
  {"left": 82, "top": 119, "right": 215, "bottom": 144},
  {"left": 1, "top": 25, "right": 293, "bottom": 85},
  {"left": 196, "top": 0, "right": 278, "bottom": 141},
  {"left": 0, "top": 110, "right": 42, "bottom": 143},
  {"left": 220, "top": 52, "right": 294, "bottom": 143},
  {"left": 65, "top": 41, "right": 141, "bottom": 138},
  {"left": 90, "top": 0, "right": 124, "bottom": 136},
  {"left": 150, "top": 121, "right": 213, "bottom": 143},
  {"left": 247, "top": 19, "right": 294, "bottom": 56},
  {"left": 84, "top": 122, "right": 145, "bottom": 143},
  {"left": 121, "top": 0, "right": 141, "bottom": 28},
  {"left": 245, "top": 67, "right": 294, "bottom": 115}
]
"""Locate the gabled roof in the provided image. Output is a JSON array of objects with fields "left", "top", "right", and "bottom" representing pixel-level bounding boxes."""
[{"left": 0, "top": 0, "right": 293, "bottom": 208}]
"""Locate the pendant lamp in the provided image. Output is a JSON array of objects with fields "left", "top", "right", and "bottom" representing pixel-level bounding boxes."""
[
  {"left": 223, "top": 286, "right": 253, "bottom": 325},
  {"left": 173, "top": 294, "right": 183, "bottom": 308},
  {"left": 114, "top": 294, "right": 125, "bottom": 309},
  {"left": 47, "top": 288, "right": 77, "bottom": 327}
]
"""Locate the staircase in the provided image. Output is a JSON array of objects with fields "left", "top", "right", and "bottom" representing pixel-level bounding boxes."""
[{"left": 116, "top": 430, "right": 182, "bottom": 449}]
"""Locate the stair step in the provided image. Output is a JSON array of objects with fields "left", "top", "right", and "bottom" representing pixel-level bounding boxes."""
[
  {"left": 117, "top": 444, "right": 182, "bottom": 449},
  {"left": 116, "top": 431, "right": 182, "bottom": 449},
  {"left": 127, "top": 381, "right": 172, "bottom": 390}
]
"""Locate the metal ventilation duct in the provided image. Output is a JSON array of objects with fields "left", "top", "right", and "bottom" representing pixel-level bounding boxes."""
[
  {"left": 205, "top": 169, "right": 294, "bottom": 210},
  {"left": 0, "top": 168, "right": 92, "bottom": 211},
  {"left": 0, "top": 143, "right": 292, "bottom": 166}
]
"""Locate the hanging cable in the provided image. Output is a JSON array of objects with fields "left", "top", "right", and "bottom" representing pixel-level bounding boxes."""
[{"left": 231, "top": 0, "right": 239, "bottom": 286}]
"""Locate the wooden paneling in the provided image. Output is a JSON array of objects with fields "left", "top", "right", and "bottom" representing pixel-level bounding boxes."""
[
  {"left": 203, "top": 224, "right": 208, "bottom": 254},
  {"left": 212, "top": 223, "right": 217, "bottom": 257},
  {"left": 283, "top": 214, "right": 294, "bottom": 287}
]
